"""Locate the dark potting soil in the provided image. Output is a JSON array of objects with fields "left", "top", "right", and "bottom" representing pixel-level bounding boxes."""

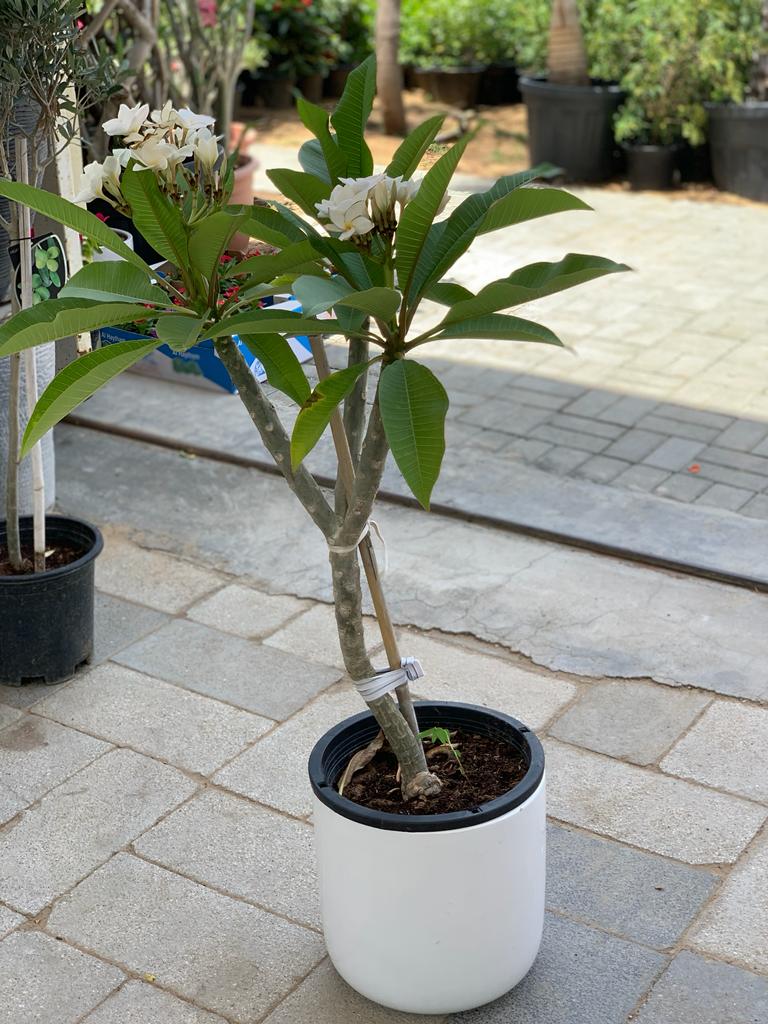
[
  {"left": 0, "top": 541, "right": 84, "bottom": 576},
  {"left": 342, "top": 728, "right": 528, "bottom": 815}
]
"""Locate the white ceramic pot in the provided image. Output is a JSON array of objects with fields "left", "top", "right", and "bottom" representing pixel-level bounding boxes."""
[
  {"left": 309, "top": 702, "right": 546, "bottom": 1015},
  {"left": 92, "top": 227, "right": 134, "bottom": 262}
]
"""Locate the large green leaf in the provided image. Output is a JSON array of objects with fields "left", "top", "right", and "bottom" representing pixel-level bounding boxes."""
[
  {"left": 155, "top": 314, "right": 205, "bottom": 350},
  {"left": 379, "top": 359, "right": 448, "bottom": 509},
  {"left": 241, "top": 333, "right": 311, "bottom": 405},
  {"left": 291, "top": 361, "right": 370, "bottom": 467},
  {"left": 330, "top": 55, "right": 376, "bottom": 178},
  {"left": 395, "top": 132, "right": 474, "bottom": 298},
  {"left": 20, "top": 338, "right": 161, "bottom": 456},
  {"left": 478, "top": 187, "right": 591, "bottom": 235},
  {"left": 408, "top": 168, "right": 578, "bottom": 302},
  {"left": 120, "top": 165, "right": 189, "bottom": 268},
  {"left": 0, "top": 299, "right": 155, "bottom": 356},
  {"left": 424, "top": 281, "right": 474, "bottom": 305},
  {"left": 189, "top": 209, "right": 246, "bottom": 285},
  {"left": 337, "top": 287, "right": 401, "bottom": 321},
  {"left": 296, "top": 96, "right": 347, "bottom": 182},
  {"left": 61, "top": 261, "right": 169, "bottom": 306},
  {"left": 266, "top": 168, "right": 331, "bottom": 219},
  {"left": 233, "top": 240, "right": 320, "bottom": 282},
  {"left": 207, "top": 307, "right": 347, "bottom": 339},
  {"left": 292, "top": 274, "right": 353, "bottom": 315},
  {"left": 0, "top": 178, "right": 153, "bottom": 275},
  {"left": 385, "top": 115, "right": 445, "bottom": 179},
  {"left": 427, "top": 313, "right": 564, "bottom": 346},
  {"left": 237, "top": 204, "right": 309, "bottom": 247},
  {"left": 441, "top": 254, "right": 631, "bottom": 325},
  {"left": 298, "top": 139, "right": 331, "bottom": 184}
]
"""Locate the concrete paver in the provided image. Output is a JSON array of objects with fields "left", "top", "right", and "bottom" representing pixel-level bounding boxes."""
[
  {"left": 634, "top": 951, "right": 768, "bottom": 1023},
  {"left": 83, "top": 981, "right": 229, "bottom": 1023}
]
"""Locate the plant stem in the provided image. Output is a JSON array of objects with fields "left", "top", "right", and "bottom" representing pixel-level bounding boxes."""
[{"left": 4, "top": 352, "right": 22, "bottom": 569}]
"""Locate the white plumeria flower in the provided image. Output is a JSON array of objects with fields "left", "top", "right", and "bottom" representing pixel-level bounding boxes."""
[
  {"left": 102, "top": 102, "right": 150, "bottom": 141},
  {"left": 131, "top": 137, "right": 182, "bottom": 172},
  {"left": 395, "top": 177, "right": 420, "bottom": 206},
  {"left": 370, "top": 177, "right": 397, "bottom": 219},
  {"left": 176, "top": 107, "right": 216, "bottom": 131},
  {"left": 150, "top": 100, "right": 178, "bottom": 128},
  {"left": 101, "top": 154, "right": 123, "bottom": 194},
  {"left": 112, "top": 148, "right": 133, "bottom": 168},
  {"left": 191, "top": 127, "right": 219, "bottom": 170},
  {"left": 73, "top": 161, "right": 109, "bottom": 203}
]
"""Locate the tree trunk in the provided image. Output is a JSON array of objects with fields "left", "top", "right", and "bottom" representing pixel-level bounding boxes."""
[
  {"left": 751, "top": 1, "right": 768, "bottom": 101},
  {"left": 376, "top": 0, "right": 406, "bottom": 136},
  {"left": 548, "top": 0, "right": 589, "bottom": 86}
]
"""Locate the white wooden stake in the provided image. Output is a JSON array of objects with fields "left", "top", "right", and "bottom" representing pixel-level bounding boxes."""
[{"left": 55, "top": 87, "right": 89, "bottom": 354}]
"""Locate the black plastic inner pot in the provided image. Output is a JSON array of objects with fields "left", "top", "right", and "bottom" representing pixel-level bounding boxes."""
[{"left": 308, "top": 701, "right": 545, "bottom": 832}]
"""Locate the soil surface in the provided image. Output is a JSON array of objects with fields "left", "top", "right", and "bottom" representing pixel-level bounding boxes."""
[
  {"left": 240, "top": 89, "right": 760, "bottom": 206},
  {"left": 0, "top": 541, "right": 84, "bottom": 576},
  {"left": 341, "top": 728, "right": 528, "bottom": 815}
]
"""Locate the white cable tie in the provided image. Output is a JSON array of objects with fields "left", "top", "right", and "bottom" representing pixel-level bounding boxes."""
[
  {"left": 354, "top": 656, "right": 424, "bottom": 702},
  {"left": 327, "top": 519, "right": 388, "bottom": 573}
]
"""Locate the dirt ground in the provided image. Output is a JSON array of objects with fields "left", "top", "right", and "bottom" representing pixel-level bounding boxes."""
[{"left": 238, "top": 88, "right": 756, "bottom": 205}]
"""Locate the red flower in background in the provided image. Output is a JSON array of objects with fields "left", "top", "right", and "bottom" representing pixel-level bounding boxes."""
[
  {"left": 95, "top": 211, "right": 109, "bottom": 223},
  {"left": 198, "top": 0, "right": 217, "bottom": 27}
]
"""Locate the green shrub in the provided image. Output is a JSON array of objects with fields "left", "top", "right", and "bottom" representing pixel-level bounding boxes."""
[
  {"left": 400, "top": 0, "right": 535, "bottom": 69},
  {"left": 323, "top": 0, "right": 375, "bottom": 66}
]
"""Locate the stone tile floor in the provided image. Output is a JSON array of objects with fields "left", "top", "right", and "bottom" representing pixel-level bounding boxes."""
[{"left": 2, "top": 525, "right": 768, "bottom": 1023}]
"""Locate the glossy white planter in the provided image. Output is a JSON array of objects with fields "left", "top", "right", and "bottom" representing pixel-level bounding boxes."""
[{"left": 309, "top": 702, "right": 546, "bottom": 1015}]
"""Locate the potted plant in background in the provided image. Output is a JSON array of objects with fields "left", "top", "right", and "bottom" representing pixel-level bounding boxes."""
[
  {"left": 520, "top": 0, "right": 623, "bottom": 182},
  {"left": 400, "top": 0, "right": 488, "bottom": 108},
  {"left": 0, "top": 58, "right": 628, "bottom": 1011},
  {"left": 323, "top": 0, "right": 375, "bottom": 98},
  {"left": 0, "top": 0, "right": 119, "bottom": 685},
  {"left": 704, "top": 0, "right": 768, "bottom": 202}
]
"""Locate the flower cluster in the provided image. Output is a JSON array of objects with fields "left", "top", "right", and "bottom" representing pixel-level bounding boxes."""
[
  {"left": 73, "top": 102, "right": 220, "bottom": 207},
  {"left": 315, "top": 173, "right": 448, "bottom": 242}
]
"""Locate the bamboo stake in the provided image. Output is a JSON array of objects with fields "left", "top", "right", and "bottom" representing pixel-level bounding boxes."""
[
  {"left": 16, "top": 138, "right": 46, "bottom": 573},
  {"left": 309, "top": 335, "right": 420, "bottom": 738}
]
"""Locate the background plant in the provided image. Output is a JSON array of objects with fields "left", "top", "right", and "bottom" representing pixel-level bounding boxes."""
[
  {"left": 399, "top": 0, "right": 507, "bottom": 69},
  {"left": 0, "top": 59, "right": 627, "bottom": 799}
]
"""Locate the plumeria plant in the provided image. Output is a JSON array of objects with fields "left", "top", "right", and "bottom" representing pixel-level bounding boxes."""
[{"left": 0, "top": 57, "right": 628, "bottom": 801}]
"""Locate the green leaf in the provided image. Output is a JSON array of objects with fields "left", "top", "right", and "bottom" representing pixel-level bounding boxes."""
[
  {"left": 478, "top": 187, "right": 591, "bottom": 235},
  {"left": 188, "top": 209, "right": 246, "bottom": 285},
  {"left": 379, "top": 360, "right": 448, "bottom": 509},
  {"left": 265, "top": 168, "right": 331, "bottom": 219},
  {"left": 20, "top": 339, "right": 161, "bottom": 457},
  {"left": 424, "top": 281, "right": 474, "bottom": 305},
  {"left": 395, "top": 132, "right": 474, "bottom": 298},
  {"left": 0, "top": 178, "right": 153, "bottom": 275},
  {"left": 298, "top": 138, "right": 331, "bottom": 184},
  {"left": 61, "top": 261, "right": 169, "bottom": 306},
  {"left": 428, "top": 313, "right": 564, "bottom": 346},
  {"left": 337, "top": 287, "right": 401, "bottom": 321},
  {"left": 233, "top": 239, "right": 320, "bottom": 282},
  {"left": 241, "top": 333, "right": 311, "bottom": 406},
  {"left": 0, "top": 299, "right": 156, "bottom": 357},
  {"left": 291, "top": 361, "right": 370, "bottom": 467},
  {"left": 330, "top": 55, "right": 376, "bottom": 177},
  {"left": 441, "top": 254, "right": 631, "bottom": 325},
  {"left": 207, "top": 307, "right": 347, "bottom": 339},
  {"left": 155, "top": 314, "right": 205, "bottom": 350},
  {"left": 296, "top": 96, "right": 347, "bottom": 182},
  {"left": 237, "top": 204, "right": 306, "bottom": 247},
  {"left": 385, "top": 115, "right": 445, "bottom": 179},
  {"left": 120, "top": 165, "right": 189, "bottom": 267},
  {"left": 292, "top": 274, "right": 353, "bottom": 315}
]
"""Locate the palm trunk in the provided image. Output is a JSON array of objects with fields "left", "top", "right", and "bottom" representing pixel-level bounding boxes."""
[
  {"left": 375, "top": 0, "right": 406, "bottom": 136},
  {"left": 548, "top": 0, "right": 590, "bottom": 87}
]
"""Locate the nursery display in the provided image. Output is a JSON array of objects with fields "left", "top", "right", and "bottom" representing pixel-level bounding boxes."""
[{"left": 0, "top": 58, "right": 628, "bottom": 1011}]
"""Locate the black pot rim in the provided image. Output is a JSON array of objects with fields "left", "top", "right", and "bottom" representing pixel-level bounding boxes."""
[
  {"left": 520, "top": 75, "right": 623, "bottom": 96},
  {"left": 0, "top": 514, "right": 104, "bottom": 584},
  {"left": 308, "top": 700, "right": 545, "bottom": 833},
  {"left": 415, "top": 64, "right": 486, "bottom": 76},
  {"left": 705, "top": 100, "right": 768, "bottom": 117},
  {"left": 623, "top": 142, "right": 682, "bottom": 154}
]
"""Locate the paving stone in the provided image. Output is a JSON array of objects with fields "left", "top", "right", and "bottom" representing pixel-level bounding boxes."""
[
  {"left": 549, "top": 681, "right": 709, "bottom": 766},
  {"left": 0, "top": 788, "right": 24, "bottom": 826},
  {"left": 694, "top": 461, "right": 768, "bottom": 492},
  {"left": 635, "top": 951, "right": 768, "bottom": 1023},
  {"left": 534, "top": 445, "right": 592, "bottom": 473},
  {"left": 514, "top": 374, "right": 584, "bottom": 398},
  {"left": 450, "top": 912, "right": 665, "bottom": 1024},
  {"left": 716, "top": 419, "right": 768, "bottom": 452},
  {"left": 636, "top": 414, "right": 720, "bottom": 443},
  {"left": 0, "top": 715, "right": 110, "bottom": 804},
  {"left": 92, "top": 592, "right": 168, "bottom": 664},
  {"left": 35, "top": 663, "right": 271, "bottom": 775},
  {"left": 96, "top": 533, "right": 222, "bottom": 612},
  {"left": 0, "top": 906, "right": 23, "bottom": 938},
  {"left": 603, "top": 428, "right": 666, "bottom": 462},
  {"left": 531, "top": 424, "right": 610, "bottom": 454},
  {"left": 701, "top": 444, "right": 768, "bottom": 476},
  {"left": 548, "top": 414, "right": 625, "bottom": 440},
  {"left": 597, "top": 395, "right": 659, "bottom": 426},
  {"left": 0, "top": 930, "right": 124, "bottom": 1024},
  {"left": 136, "top": 789, "right": 319, "bottom": 927},
  {"left": 115, "top": 619, "right": 342, "bottom": 720},
  {"left": 652, "top": 406, "right": 731, "bottom": 431},
  {"left": 661, "top": 701, "right": 768, "bottom": 802},
  {"left": 643, "top": 438, "right": 707, "bottom": 472},
  {"left": 215, "top": 685, "right": 361, "bottom": 818},
  {"left": 187, "top": 584, "right": 308, "bottom": 639},
  {"left": 48, "top": 854, "right": 324, "bottom": 1024},
  {"left": 402, "top": 633, "right": 577, "bottom": 731},
  {"left": 695, "top": 483, "right": 753, "bottom": 512},
  {"left": 263, "top": 960, "right": 448, "bottom": 1024},
  {"left": 0, "top": 681, "right": 58, "bottom": 711},
  {"left": 83, "top": 981, "right": 228, "bottom": 1023},
  {"left": 574, "top": 455, "right": 632, "bottom": 484},
  {"left": 613, "top": 464, "right": 671, "bottom": 492},
  {"left": 742, "top": 494, "right": 768, "bottom": 520},
  {"left": 0, "top": 705, "right": 21, "bottom": 731},
  {"left": 691, "top": 830, "right": 768, "bottom": 972},
  {"left": 562, "top": 389, "right": 621, "bottom": 419},
  {"left": 546, "top": 824, "right": 718, "bottom": 948},
  {"left": 501, "top": 436, "right": 553, "bottom": 462},
  {"left": 0, "top": 748, "right": 196, "bottom": 914},
  {"left": 265, "top": 603, "right": 383, "bottom": 669},
  {"left": 544, "top": 739, "right": 766, "bottom": 864},
  {"left": 655, "top": 472, "right": 714, "bottom": 502},
  {"left": 460, "top": 401, "right": 551, "bottom": 435}
]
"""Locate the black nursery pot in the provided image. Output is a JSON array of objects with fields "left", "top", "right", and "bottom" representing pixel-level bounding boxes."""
[
  {"left": 707, "top": 102, "right": 768, "bottom": 202},
  {"left": 0, "top": 515, "right": 103, "bottom": 685},
  {"left": 520, "top": 76, "right": 623, "bottom": 182},
  {"left": 324, "top": 64, "right": 356, "bottom": 99},
  {"left": 298, "top": 72, "right": 324, "bottom": 105},
  {"left": 677, "top": 142, "right": 712, "bottom": 184},
  {"left": 478, "top": 61, "right": 520, "bottom": 106},
  {"left": 256, "top": 74, "right": 296, "bottom": 110},
  {"left": 625, "top": 143, "right": 679, "bottom": 191},
  {"left": 417, "top": 66, "right": 485, "bottom": 109}
]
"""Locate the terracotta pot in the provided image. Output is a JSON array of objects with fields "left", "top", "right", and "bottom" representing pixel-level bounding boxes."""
[{"left": 230, "top": 151, "right": 260, "bottom": 251}]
